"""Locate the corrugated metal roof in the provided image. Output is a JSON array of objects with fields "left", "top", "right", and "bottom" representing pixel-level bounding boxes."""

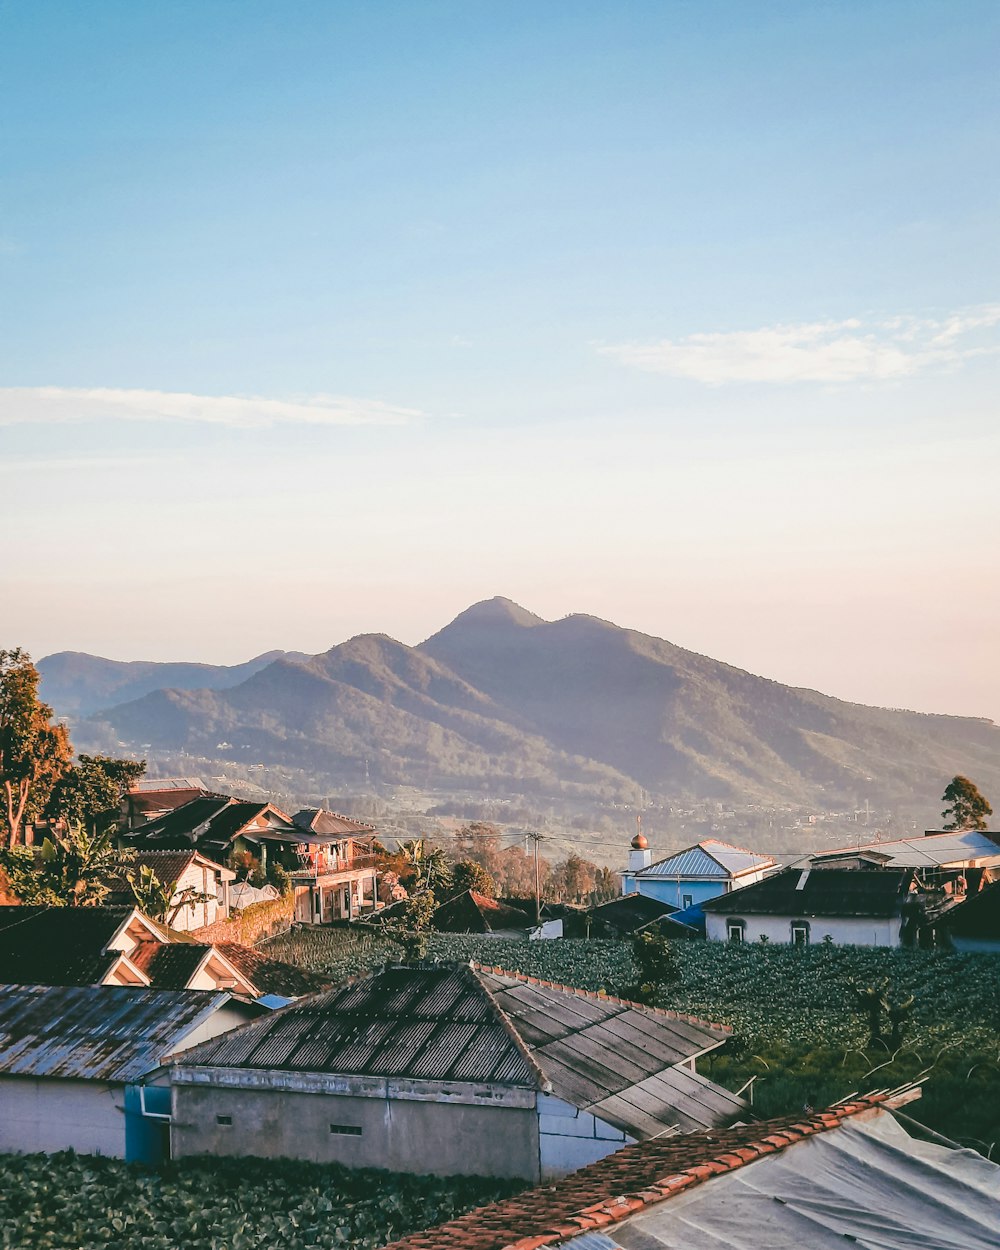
[
  {"left": 176, "top": 966, "right": 540, "bottom": 1087},
  {"left": 480, "top": 970, "right": 739, "bottom": 1137},
  {"left": 827, "top": 830, "right": 1000, "bottom": 869},
  {"left": 703, "top": 867, "right": 915, "bottom": 918},
  {"left": 0, "top": 984, "right": 234, "bottom": 1082},
  {"left": 634, "top": 841, "right": 772, "bottom": 881}
]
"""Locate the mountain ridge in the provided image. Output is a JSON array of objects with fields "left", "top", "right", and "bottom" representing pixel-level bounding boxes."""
[{"left": 40, "top": 598, "right": 1000, "bottom": 820}]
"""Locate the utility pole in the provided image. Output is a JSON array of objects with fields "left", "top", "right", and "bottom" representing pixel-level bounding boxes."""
[{"left": 526, "top": 831, "right": 544, "bottom": 924}]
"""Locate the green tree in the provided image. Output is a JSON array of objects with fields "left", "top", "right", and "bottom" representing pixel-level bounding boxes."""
[
  {"left": 126, "top": 863, "right": 215, "bottom": 925},
  {"left": 941, "top": 776, "right": 993, "bottom": 831},
  {"left": 37, "top": 822, "right": 135, "bottom": 906},
  {"left": 0, "top": 649, "right": 72, "bottom": 848},
  {"left": 451, "top": 859, "right": 497, "bottom": 898},
  {"left": 617, "top": 930, "right": 680, "bottom": 1006},
  {"left": 46, "top": 754, "right": 146, "bottom": 834}
]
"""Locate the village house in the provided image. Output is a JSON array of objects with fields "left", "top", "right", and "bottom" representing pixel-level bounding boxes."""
[
  {"left": 586, "top": 893, "right": 697, "bottom": 940},
  {"left": 0, "top": 906, "right": 327, "bottom": 999},
  {"left": 126, "top": 797, "right": 382, "bottom": 925},
  {"left": 431, "top": 889, "right": 536, "bottom": 937},
  {"left": 0, "top": 983, "right": 264, "bottom": 1162},
  {"left": 621, "top": 834, "right": 774, "bottom": 911},
  {"left": 792, "top": 828, "right": 1000, "bottom": 898},
  {"left": 701, "top": 866, "right": 941, "bottom": 947},
  {"left": 939, "top": 877, "right": 1000, "bottom": 952},
  {"left": 379, "top": 1087, "right": 998, "bottom": 1250},
  {"left": 124, "top": 777, "right": 217, "bottom": 830},
  {"left": 109, "top": 848, "right": 235, "bottom": 931},
  {"left": 168, "top": 962, "right": 744, "bottom": 1180},
  {"left": 287, "top": 808, "right": 380, "bottom": 924}
]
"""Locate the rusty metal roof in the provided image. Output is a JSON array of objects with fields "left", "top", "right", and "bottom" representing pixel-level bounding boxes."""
[
  {"left": 476, "top": 969, "right": 740, "bottom": 1136},
  {"left": 176, "top": 965, "right": 541, "bottom": 1086},
  {"left": 175, "top": 964, "right": 741, "bottom": 1136},
  {"left": 0, "top": 984, "right": 237, "bottom": 1082}
]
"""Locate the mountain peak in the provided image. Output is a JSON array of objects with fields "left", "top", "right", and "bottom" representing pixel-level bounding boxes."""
[{"left": 424, "top": 597, "right": 546, "bottom": 642}]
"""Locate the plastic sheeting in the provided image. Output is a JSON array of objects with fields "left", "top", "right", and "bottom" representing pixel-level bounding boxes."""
[{"left": 578, "top": 1110, "right": 999, "bottom": 1250}]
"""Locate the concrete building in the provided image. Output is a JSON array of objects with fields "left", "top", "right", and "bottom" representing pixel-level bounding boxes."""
[
  {"left": 621, "top": 835, "right": 774, "bottom": 910},
  {"left": 702, "top": 867, "right": 929, "bottom": 947},
  {"left": 169, "top": 963, "right": 744, "bottom": 1180},
  {"left": 0, "top": 984, "right": 262, "bottom": 1162}
]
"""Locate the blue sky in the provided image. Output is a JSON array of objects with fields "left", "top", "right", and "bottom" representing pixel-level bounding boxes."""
[{"left": 2, "top": 1, "right": 998, "bottom": 721}]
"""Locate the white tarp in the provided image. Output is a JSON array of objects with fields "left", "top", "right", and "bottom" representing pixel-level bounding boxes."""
[
  {"left": 577, "top": 1109, "right": 999, "bottom": 1250},
  {"left": 229, "top": 882, "right": 279, "bottom": 910}
]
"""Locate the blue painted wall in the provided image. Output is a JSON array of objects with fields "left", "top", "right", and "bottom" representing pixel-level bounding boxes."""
[{"left": 621, "top": 876, "right": 729, "bottom": 909}]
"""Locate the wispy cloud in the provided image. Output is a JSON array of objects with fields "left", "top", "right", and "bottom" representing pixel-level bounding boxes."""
[
  {"left": 0, "top": 387, "right": 422, "bottom": 428},
  {"left": 599, "top": 305, "right": 1000, "bottom": 386}
]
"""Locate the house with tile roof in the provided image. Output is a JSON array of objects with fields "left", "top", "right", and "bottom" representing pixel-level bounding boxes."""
[
  {"left": 168, "top": 962, "right": 744, "bottom": 1180},
  {"left": 378, "top": 1087, "right": 998, "bottom": 1250},
  {"left": 108, "top": 848, "right": 236, "bottom": 932},
  {"left": 0, "top": 905, "right": 327, "bottom": 999},
  {"left": 288, "top": 808, "right": 381, "bottom": 924},
  {"left": 432, "top": 889, "right": 535, "bottom": 936},
  {"left": 620, "top": 836, "right": 774, "bottom": 910},
  {"left": 124, "top": 796, "right": 303, "bottom": 863},
  {"left": 126, "top": 796, "right": 382, "bottom": 924},
  {"left": 0, "top": 983, "right": 264, "bottom": 1163},
  {"left": 701, "top": 866, "right": 936, "bottom": 947}
]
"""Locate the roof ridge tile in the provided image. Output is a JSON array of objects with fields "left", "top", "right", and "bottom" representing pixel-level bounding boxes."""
[
  {"left": 379, "top": 1093, "right": 896, "bottom": 1250},
  {"left": 471, "top": 962, "right": 731, "bottom": 1034}
]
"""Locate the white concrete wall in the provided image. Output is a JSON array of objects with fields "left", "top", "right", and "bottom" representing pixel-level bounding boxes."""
[
  {"left": 705, "top": 913, "right": 903, "bottom": 947},
  {"left": 169, "top": 864, "right": 224, "bottom": 932},
  {"left": 537, "top": 1094, "right": 633, "bottom": 1178},
  {"left": 0, "top": 1078, "right": 125, "bottom": 1157}
]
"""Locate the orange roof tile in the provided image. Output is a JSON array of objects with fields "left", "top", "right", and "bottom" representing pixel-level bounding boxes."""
[{"left": 379, "top": 1094, "right": 894, "bottom": 1250}]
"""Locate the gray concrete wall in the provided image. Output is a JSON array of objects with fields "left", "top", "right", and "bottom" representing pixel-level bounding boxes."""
[
  {"left": 171, "top": 1084, "right": 540, "bottom": 1180},
  {"left": 0, "top": 1077, "right": 125, "bottom": 1157}
]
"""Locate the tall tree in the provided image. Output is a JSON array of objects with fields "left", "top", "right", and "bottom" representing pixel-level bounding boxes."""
[
  {"left": 941, "top": 776, "right": 993, "bottom": 831},
  {"left": 47, "top": 754, "right": 146, "bottom": 834},
  {"left": 0, "top": 649, "right": 72, "bottom": 848}
]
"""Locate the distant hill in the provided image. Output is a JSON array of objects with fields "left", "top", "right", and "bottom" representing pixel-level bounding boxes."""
[
  {"left": 37, "top": 650, "right": 306, "bottom": 719},
  {"left": 50, "top": 598, "right": 1000, "bottom": 818}
]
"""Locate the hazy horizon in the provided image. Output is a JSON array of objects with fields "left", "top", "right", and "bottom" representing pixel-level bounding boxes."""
[{"left": 3, "top": 3, "right": 998, "bottom": 725}]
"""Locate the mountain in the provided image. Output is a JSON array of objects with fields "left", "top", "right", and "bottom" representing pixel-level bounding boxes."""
[
  {"left": 57, "top": 598, "right": 1000, "bottom": 817},
  {"left": 37, "top": 650, "right": 307, "bottom": 719}
]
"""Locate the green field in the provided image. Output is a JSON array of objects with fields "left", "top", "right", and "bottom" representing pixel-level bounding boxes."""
[
  {"left": 0, "top": 1152, "right": 520, "bottom": 1250},
  {"left": 265, "top": 928, "right": 1000, "bottom": 1153}
]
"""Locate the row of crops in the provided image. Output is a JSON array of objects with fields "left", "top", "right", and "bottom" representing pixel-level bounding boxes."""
[
  {"left": 0, "top": 1151, "right": 520, "bottom": 1250},
  {"left": 265, "top": 928, "right": 1000, "bottom": 1152}
]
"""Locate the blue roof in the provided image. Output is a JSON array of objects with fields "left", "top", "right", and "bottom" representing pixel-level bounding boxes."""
[{"left": 633, "top": 840, "right": 773, "bottom": 881}]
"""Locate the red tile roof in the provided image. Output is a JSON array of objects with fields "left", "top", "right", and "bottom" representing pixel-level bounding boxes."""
[{"left": 379, "top": 1094, "right": 896, "bottom": 1250}]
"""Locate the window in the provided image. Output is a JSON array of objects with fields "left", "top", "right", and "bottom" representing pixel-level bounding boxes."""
[
  {"left": 682, "top": 894, "right": 693, "bottom": 910},
  {"left": 216, "top": 1115, "right": 232, "bottom": 1126},
  {"left": 791, "top": 921, "right": 810, "bottom": 947},
  {"left": 330, "top": 1123, "right": 362, "bottom": 1137},
  {"left": 726, "top": 919, "right": 745, "bottom": 943}
]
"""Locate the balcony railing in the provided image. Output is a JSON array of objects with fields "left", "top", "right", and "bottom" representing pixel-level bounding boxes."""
[{"left": 288, "top": 853, "right": 381, "bottom": 880}]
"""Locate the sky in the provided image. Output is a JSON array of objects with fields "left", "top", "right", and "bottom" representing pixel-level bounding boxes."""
[{"left": 1, "top": 1, "right": 998, "bottom": 721}]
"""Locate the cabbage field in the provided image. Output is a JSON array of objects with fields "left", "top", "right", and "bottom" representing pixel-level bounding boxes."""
[
  {"left": 0, "top": 1151, "right": 521, "bottom": 1250},
  {"left": 265, "top": 928, "right": 1000, "bottom": 1153}
]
